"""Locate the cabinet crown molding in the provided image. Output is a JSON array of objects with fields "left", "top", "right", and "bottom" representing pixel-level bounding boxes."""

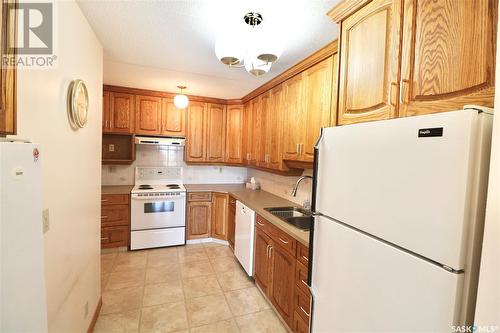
[{"left": 327, "top": 0, "right": 372, "bottom": 22}]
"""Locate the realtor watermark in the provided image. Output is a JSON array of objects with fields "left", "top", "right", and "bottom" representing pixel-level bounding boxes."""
[
  {"left": 2, "top": 1, "right": 57, "bottom": 69},
  {"left": 451, "top": 325, "right": 499, "bottom": 333}
]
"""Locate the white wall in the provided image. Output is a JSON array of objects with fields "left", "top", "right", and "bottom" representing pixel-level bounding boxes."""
[
  {"left": 102, "top": 145, "right": 247, "bottom": 185},
  {"left": 474, "top": 4, "right": 500, "bottom": 326},
  {"left": 15, "top": 1, "right": 103, "bottom": 331}
]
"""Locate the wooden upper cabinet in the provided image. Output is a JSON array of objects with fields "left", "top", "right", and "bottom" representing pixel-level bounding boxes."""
[
  {"left": 242, "top": 101, "right": 256, "bottom": 165},
  {"left": 206, "top": 103, "right": 226, "bottom": 162},
  {"left": 110, "top": 92, "right": 135, "bottom": 133},
  {"left": 102, "top": 91, "right": 111, "bottom": 133},
  {"left": 251, "top": 97, "right": 263, "bottom": 166},
  {"left": 0, "top": 1, "right": 17, "bottom": 135},
  {"left": 257, "top": 92, "right": 270, "bottom": 167},
  {"left": 185, "top": 101, "right": 207, "bottom": 162},
  {"left": 336, "top": 0, "right": 401, "bottom": 125},
  {"left": 135, "top": 95, "right": 162, "bottom": 135},
  {"left": 399, "top": 0, "right": 496, "bottom": 116},
  {"left": 211, "top": 193, "right": 228, "bottom": 240},
  {"left": 161, "top": 98, "right": 185, "bottom": 137},
  {"left": 225, "top": 105, "right": 244, "bottom": 164},
  {"left": 302, "top": 57, "right": 334, "bottom": 161},
  {"left": 267, "top": 85, "right": 285, "bottom": 170},
  {"left": 282, "top": 74, "right": 304, "bottom": 160}
]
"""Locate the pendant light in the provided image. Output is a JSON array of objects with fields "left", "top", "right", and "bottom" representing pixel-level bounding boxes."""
[{"left": 174, "top": 85, "right": 189, "bottom": 109}]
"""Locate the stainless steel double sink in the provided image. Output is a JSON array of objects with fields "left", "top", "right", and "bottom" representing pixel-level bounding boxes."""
[{"left": 264, "top": 207, "right": 312, "bottom": 231}]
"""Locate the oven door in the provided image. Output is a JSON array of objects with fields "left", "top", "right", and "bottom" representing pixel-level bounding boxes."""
[{"left": 131, "top": 194, "right": 186, "bottom": 231}]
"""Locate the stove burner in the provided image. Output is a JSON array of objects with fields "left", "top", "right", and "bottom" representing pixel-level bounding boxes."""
[
  {"left": 138, "top": 185, "right": 153, "bottom": 190},
  {"left": 166, "top": 184, "right": 181, "bottom": 189}
]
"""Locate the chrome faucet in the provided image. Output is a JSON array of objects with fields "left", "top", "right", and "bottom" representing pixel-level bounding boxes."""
[{"left": 291, "top": 175, "right": 313, "bottom": 197}]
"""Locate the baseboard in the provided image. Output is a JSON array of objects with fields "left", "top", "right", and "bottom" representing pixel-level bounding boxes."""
[
  {"left": 186, "top": 238, "right": 229, "bottom": 246},
  {"left": 87, "top": 297, "right": 102, "bottom": 333}
]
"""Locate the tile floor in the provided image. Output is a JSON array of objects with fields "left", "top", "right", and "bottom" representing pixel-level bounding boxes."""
[{"left": 97, "top": 242, "right": 288, "bottom": 333}]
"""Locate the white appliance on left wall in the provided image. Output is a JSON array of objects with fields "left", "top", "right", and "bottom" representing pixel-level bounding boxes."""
[
  {"left": 131, "top": 166, "right": 186, "bottom": 250},
  {"left": 0, "top": 140, "right": 48, "bottom": 332}
]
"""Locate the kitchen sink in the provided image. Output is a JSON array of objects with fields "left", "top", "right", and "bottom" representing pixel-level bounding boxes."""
[{"left": 264, "top": 207, "right": 312, "bottom": 231}]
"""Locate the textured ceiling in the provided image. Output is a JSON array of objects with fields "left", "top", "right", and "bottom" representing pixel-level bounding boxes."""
[{"left": 77, "top": 0, "right": 341, "bottom": 99}]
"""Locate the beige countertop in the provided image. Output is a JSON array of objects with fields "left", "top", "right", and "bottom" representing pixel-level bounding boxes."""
[
  {"left": 101, "top": 185, "right": 133, "bottom": 195},
  {"left": 185, "top": 184, "right": 310, "bottom": 246}
]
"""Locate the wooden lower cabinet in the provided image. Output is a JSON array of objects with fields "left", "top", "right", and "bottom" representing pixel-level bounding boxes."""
[
  {"left": 293, "top": 311, "right": 310, "bottom": 333},
  {"left": 293, "top": 243, "right": 311, "bottom": 333},
  {"left": 211, "top": 192, "right": 228, "bottom": 240},
  {"left": 187, "top": 201, "right": 211, "bottom": 239},
  {"left": 186, "top": 191, "right": 229, "bottom": 241},
  {"left": 254, "top": 215, "right": 299, "bottom": 329},
  {"left": 227, "top": 196, "right": 236, "bottom": 250},
  {"left": 101, "top": 194, "right": 130, "bottom": 248}
]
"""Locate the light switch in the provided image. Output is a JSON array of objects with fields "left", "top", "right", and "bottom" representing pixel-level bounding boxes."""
[{"left": 42, "top": 209, "right": 50, "bottom": 234}]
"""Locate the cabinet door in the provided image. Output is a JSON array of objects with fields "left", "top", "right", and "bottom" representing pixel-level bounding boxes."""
[
  {"left": 161, "top": 98, "right": 185, "bottom": 137},
  {"left": 267, "top": 85, "right": 285, "bottom": 170},
  {"left": 110, "top": 92, "right": 135, "bottom": 133},
  {"left": 206, "top": 103, "right": 226, "bottom": 162},
  {"left": 242, "top": 101, "right": 256, "bottom": 165},
  {"left": 135, "top": 95, "right": 162, "bottom": 135},
  {"left": 302, "top": 57, "right": 333, "bottom": 161},
  {"left": 337, "top": 0, "right": 401, "bottom": 125},
  {"left": 225, "top": 105, "right": 244, "bottom": 164},
  {"left": 211, "top": 193, "right": 228, "bottom": 240},
  {"left": 0, "top": 2, "right": 17, "bottom": 135},
  {"left": 282, "top": 75, "right": 304, "bottom": 160},
  {"left": 251, "top": 97, "right": 263, "bottom": 166},
  {"left": 257, "top": 92, "right": 270, "bottom": 167},
  {"left": 187, "top": 201, "right": 211, "bottom": 239},
  {"left": 227, "top": 197, "right": 236, "bottom": 251},
  {"left": 269, "top": 242, "right": 296, "bottom": 326},
  {"left": 254, "top": 227, "right": 273, "bottom": 294},
  {"left": 399, "top": 0, "right": 496, "bottom": 116},
  {"left": 101, "top": 226, "right": 129, "bottom": 248},
  {"left": 102, "top": 91, "right": 111, "bottom": 133},
  {"left": 185, "top": 102, "right": 207, "bottom": 162}
]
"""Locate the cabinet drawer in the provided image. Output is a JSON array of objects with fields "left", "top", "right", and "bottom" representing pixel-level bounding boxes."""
[
  {"left": 296, "top": 242, "right": 309, "bottom": 267},
  {"left": 101, "top": 226, "right": 128, "bottom": 248},
  {"left": 294, "top": 288, "right": 311, "bottom": 323},
  {"left": 101, "top": 204, "right": 129, "bottom": 227},
  {"left": 101, "top": 194, "right": 129, "bottom": 205},
  {"left": 188, "top": 192, "right": 212, "bottom": 202},
  {"left": 295, "top": 261, "right": 309, "bottom": 295},
  {"left": 275, "top": 228, "right": 297, "bottom": 256},
  {"left": 255, "top": 215, "right": 278, "bottom": 237},
  {"left": 293, "top": 311, "right": 309, "bottom": 333}
]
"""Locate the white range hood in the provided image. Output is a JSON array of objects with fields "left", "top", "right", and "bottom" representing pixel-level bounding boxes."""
[{"left": 135, "top": 136, "right": 185, "bottom": 146}]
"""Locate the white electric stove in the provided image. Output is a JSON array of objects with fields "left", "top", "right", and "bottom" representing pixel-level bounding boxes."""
[{"left": 130, "top": 167, "right": 186, "bottom": 250}]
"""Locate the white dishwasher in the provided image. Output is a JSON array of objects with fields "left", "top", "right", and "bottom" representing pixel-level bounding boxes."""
[{"left": 234, "top": 200, "right": 255, "bottom": 276}]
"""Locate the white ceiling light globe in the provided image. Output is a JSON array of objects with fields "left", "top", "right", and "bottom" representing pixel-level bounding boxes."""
[{"left": 174, "top": 94, "right": 189, "bottom": 109}]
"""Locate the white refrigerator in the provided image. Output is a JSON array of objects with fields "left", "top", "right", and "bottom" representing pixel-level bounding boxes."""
[
  {"left": 310, "top": 108, "right": 493, "bottom": 332},
  {"left": 0, "top": 140, "right": 48, "bottom": 332}
]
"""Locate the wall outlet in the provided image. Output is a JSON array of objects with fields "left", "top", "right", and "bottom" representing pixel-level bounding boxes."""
[
  {"left": 42, "top": 209, "right": 50, "bottom": 234},
  {"left": 84, "top": 301, "right": 89, "bottom": 318},
  {"left": 108, "top": 144, "right": 115, "bottom": 152}
]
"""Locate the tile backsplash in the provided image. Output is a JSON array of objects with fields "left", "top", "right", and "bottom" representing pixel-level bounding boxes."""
[
  {"left": 101, "top": 145, "right": 247, "bottom": 185},
  {"left": 102, "top": 145, "right": 312, "bottom": 207}
]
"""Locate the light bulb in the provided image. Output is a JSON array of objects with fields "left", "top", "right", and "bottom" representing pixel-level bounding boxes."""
[{"left": 174, "top": 94, "right": 189, "bottom": 109}]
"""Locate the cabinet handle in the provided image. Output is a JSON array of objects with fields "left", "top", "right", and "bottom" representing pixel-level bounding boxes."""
[
  {"left": 101, "top": 237, "right": 109, "bottom": 241},
  {"left": 101, "top": 216, "right": 108, "bottom": 219},
  {"left": 301, "top": 279, "right": 308, "bottom": 287},
  {"left": 300, "top": 306, "right": 310, "bottom": 317},
  {"left": 266, "top": 244, "right": 270, "bottom": 257},
  {"left": 268, "top": 245, "right": 273, "bottom": 258},
  {"left": 257, "top": 220, "right": 265, "bottom": 227},
  {"left": 296, "top": 143, "right": 300, "bottom": 154},
  {"left": 278, "top": 237, "right": 289, "bottom": 245},
  {"left": 101, "top": 199, "right": 108, "bottom": 203},
  {"left": 230, "top": 200, "right": 236, "bottom": 204},
  {"left": 302, "top": 255, "right": 309, "bottom": 262}
]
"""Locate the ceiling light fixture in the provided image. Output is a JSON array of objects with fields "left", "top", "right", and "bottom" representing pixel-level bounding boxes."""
[
  {"left": 215, "top": 12, "right": 282, "bottom": 77},
  {"left": 173, "top": 85, "right": 189, "bottom": 109}
]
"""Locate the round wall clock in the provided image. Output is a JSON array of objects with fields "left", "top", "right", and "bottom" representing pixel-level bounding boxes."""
[{"left": 68, "top": 79, "right": 89, "bottom": 129}]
